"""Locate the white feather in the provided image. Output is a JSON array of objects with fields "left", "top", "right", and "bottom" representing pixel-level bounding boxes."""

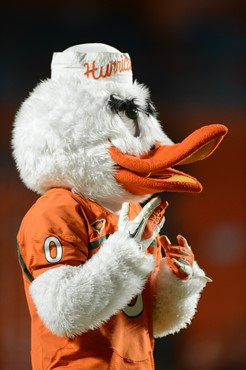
[{"left": 152, "top": 259, "right": 208, "bottom": 338}]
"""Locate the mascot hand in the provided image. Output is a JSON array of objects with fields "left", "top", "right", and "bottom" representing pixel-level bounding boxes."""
[
  {"left": 118, "top": 197, "right": 165, "bottom": 251},
  {"left": 160, "top": 235, "right": 212, "bottom": 282},
  {"left": 160, "top": 235, "right": 194, "bottom": 280}
]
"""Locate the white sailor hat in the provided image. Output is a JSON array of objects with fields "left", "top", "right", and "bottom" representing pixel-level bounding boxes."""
[{"left": 51, "top": 43, "right": 133, "bottom": 84}]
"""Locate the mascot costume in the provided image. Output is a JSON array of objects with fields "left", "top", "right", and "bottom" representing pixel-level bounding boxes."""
[{"left": 12, "top": 43, "right": 227, "bottom": 369}]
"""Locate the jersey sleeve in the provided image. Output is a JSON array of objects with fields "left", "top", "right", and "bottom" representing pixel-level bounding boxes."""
[{"left": 17, "top": 191, "right": 90, "bottom": 280}]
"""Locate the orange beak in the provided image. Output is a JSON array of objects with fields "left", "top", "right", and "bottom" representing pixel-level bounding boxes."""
[{"left": 109, "top": 124, "right": 228, "bottom": 195}]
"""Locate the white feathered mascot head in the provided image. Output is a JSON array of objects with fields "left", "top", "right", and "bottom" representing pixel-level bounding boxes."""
[{"left": 12, "top": 43, "right": 227, "bottom": 211}]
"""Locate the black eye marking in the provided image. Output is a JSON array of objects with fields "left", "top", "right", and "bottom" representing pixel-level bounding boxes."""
[
  {"left": 108, "top": 94, "right": 157, "bottom": 118},
  {"left": 146, "top": 99, "right": 157, "bottom": 117},
  {"left": 108, "top": 95, "right": 127, "bottom": 114}
]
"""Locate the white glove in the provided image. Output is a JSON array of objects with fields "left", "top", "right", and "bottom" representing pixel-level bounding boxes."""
[{"left": 118, "top": 197, "right": 165, "bottom": 251}]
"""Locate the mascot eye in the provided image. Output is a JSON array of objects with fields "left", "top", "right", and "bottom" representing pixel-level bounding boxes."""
[{"left": 126, "top": 107, "right": 139, "bottom": 120}]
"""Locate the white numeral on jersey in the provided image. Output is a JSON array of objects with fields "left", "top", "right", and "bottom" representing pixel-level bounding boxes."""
[
  {"left": 44, "top": 236, "right": 63, "bottom": 263},
  {"left": 122, "top": 294, "right": 144, "bottom": 318}
]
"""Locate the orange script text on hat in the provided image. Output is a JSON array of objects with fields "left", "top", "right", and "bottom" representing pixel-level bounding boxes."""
[{"left": 84, "top": 54, "right": 132, "bottom": 80}]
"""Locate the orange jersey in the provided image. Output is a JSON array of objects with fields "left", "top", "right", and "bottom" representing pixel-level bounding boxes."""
[{"left": 17, "top": 188, "right": 162, "bottom": 370}]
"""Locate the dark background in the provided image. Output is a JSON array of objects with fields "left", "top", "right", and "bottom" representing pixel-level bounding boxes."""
[{"left": 0, "top": 1, "right": 245, "bottom": 369}]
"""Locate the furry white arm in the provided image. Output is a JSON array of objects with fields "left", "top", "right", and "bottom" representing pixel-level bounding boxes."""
[
  {"left": 29, "top": 231, "right": 155, "bottom": 338},
  {"left": 152, "top": 258, "right": 208, "bottom": 338}
]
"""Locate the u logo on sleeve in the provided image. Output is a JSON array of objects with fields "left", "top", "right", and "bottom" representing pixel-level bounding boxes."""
[{"left": 91, "top": 219, "right": 106, "bottom": 235}]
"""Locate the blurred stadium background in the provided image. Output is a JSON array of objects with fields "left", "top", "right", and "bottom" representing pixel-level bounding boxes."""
[{"left": 0, "top": 1, "right": 245, "bottom": 369}]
